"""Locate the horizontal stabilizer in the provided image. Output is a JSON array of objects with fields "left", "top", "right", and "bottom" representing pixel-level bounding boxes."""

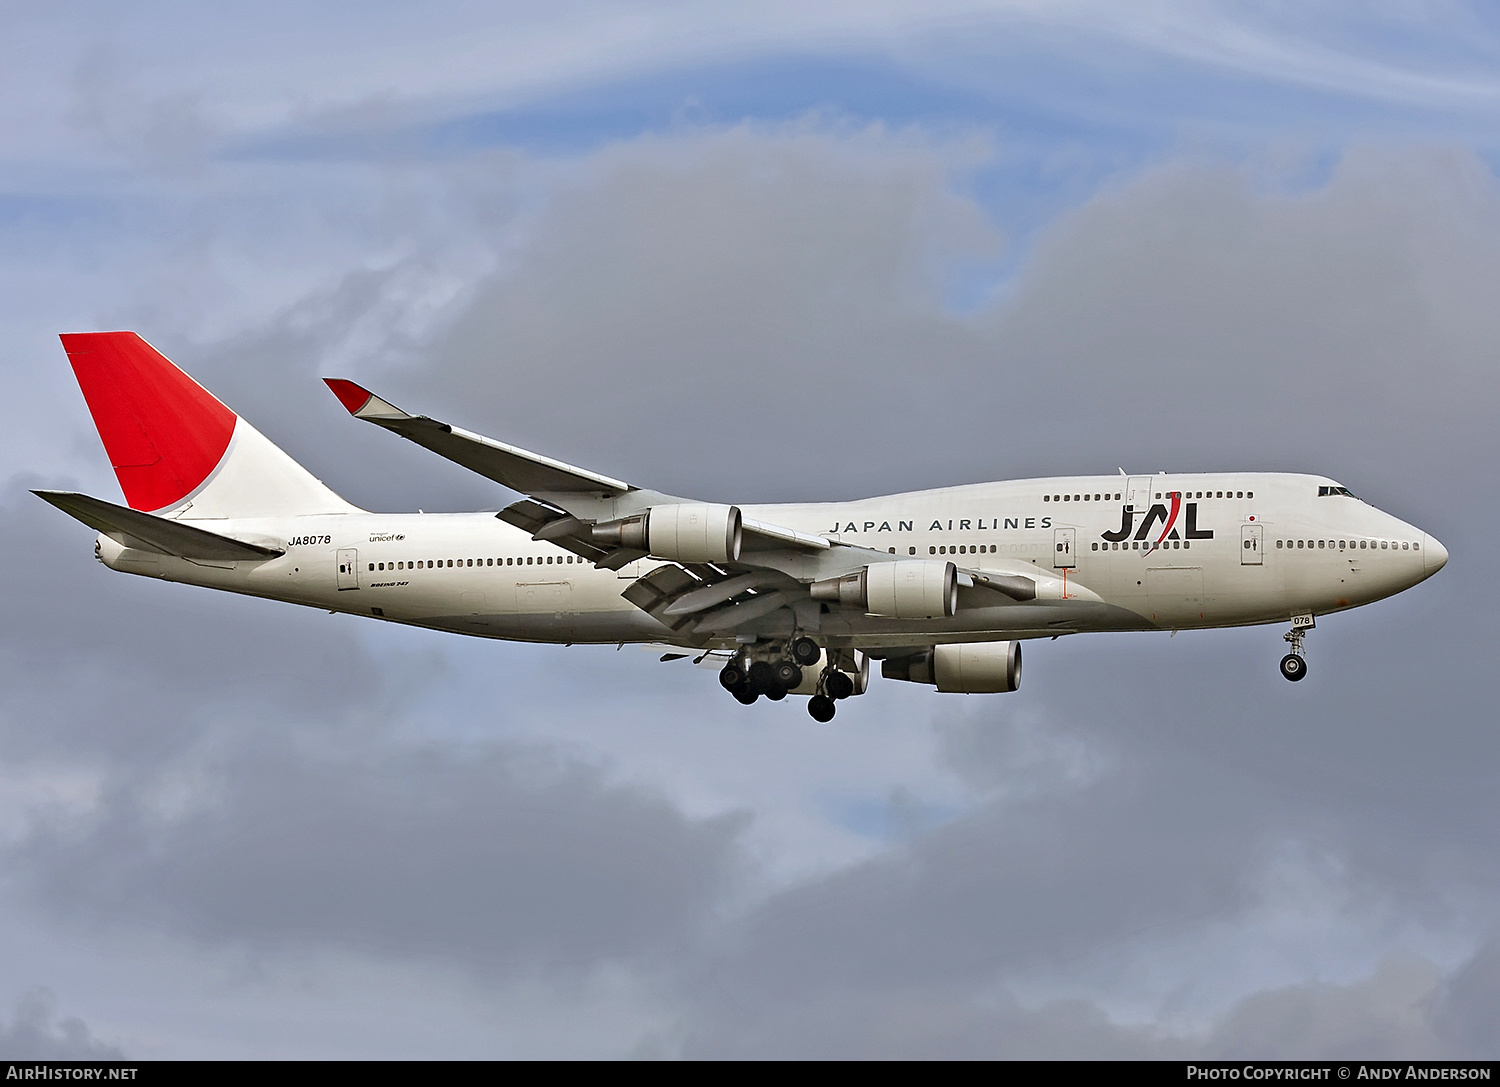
[
  {"left": 33, "top": 490, "right": 284, "bottom": 561},
  {"left": 324, "top": 379, "right": 631, "bottom": 496}
]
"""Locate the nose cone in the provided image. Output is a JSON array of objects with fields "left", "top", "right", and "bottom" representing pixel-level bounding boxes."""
[{"left": 1423, "top": 533, "right": 1449, "bottom": 576}]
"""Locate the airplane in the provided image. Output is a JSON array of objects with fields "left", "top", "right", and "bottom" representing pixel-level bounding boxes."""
[{"left": 37, "top": 331, "right": 1448, "bottom": 721}]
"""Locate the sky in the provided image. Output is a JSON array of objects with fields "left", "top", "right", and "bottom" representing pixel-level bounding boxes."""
[{"left": 1, "top": 0, "right": 1498, "bottom": 1059}]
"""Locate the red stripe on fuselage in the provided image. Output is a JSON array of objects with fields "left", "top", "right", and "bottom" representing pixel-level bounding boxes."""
[
  {"left": 60, "top": 332, "right": 237, "bottom": 512},
  {"left": 1151, "top": 490, "right": 1182, "bottom": 550}
]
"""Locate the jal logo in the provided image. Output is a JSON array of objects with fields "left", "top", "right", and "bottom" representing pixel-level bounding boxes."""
[{"left": 1101, "top": 492, "right": 1214, "bottom": 545}]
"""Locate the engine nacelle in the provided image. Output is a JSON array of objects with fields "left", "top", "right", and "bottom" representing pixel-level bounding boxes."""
[
  {"left": 592, "top": 503, "right": 742, "bottom": 563},
  {"left": 810, "top": 559, "right": 956, "bottom": 619},
  {"left": 881, "top": 641, "right": 1022, "bottom": 693}
]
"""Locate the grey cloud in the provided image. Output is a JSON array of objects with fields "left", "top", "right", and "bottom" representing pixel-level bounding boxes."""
[
  {"left": 1208, "top": 956, "right": 1444, "bottom": 1060},
  {"left": 418, "top": 126, "right": 1001, "bottom": 503},
  {"left": 1430, "top": 939, "right": 1500, "bottom": 1058},
  {"left": 10, "top": 119, "right": 1500, "bottom": 1055},
  {"left": 0, "top": 496, "right": 743, "bottom": 974},
  {"left": 674, "top": 949, "right": 1494, "bottom": 1060},
  {"left": 0, "top": 484, "right": 395, "bottom": 765},
  {"left": 399, "top": 137, "right": 1500, "bottom": 515},
  {"left": 0, "top": 990, "right": 122, "bottom": 1061},
  {"left": 12, "top": 741, "right": 744, "bottom": 972}
]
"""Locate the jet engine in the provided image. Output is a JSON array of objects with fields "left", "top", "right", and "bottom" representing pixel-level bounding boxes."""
[
  {"left": 592, "top": 503, "right": 743, "bottom": 563},
  {"left": 810, "top": 559, "right": 957, "bottom": 619},
  {"left": 881, "top": 641, "right": 1022, "bottom": 693}
]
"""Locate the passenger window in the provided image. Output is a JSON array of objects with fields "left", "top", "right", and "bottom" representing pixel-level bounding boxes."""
[
  {"left": 368, "top": 563, "right": 374, "bottom": 571},
  {"left": 1318, "top": 540, "right": 1324, "bottom": 548},
  {"left": 1044, "top": 495, "right": 1050, "bottom": 501},
  {"left": 1247, "top": 491, "right": 1253, "bottom": 498},
  {"left": 909, "top": 547, "right": 916, "bottom": 555},
  {"left": 1276, "top": 540, "right": 1283, "bottom": 548},
  {"left": 929, "top": 546, "right": 936, "bottom": 555},
  {"left": 1092, "top": 542, "right": 1098, "bottom": 551}
]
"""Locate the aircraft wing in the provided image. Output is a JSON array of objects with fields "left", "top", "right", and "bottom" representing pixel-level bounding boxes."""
[
  {"left": 324, "top": 379, "right": 831, "bottom": 558},
  {"left": 323, "top": 380, "right": 631, "bottom": 496},
  {"left": 321, "top": 380, "right": 1073, "bottom": 640},
  {"left": 33, "top": 490, "right": 285, "bottom": 560}
]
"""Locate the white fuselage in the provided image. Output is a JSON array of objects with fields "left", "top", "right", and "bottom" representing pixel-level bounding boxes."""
[{"left": 95, "top": 473, "right": 1443, "bottom": 649}]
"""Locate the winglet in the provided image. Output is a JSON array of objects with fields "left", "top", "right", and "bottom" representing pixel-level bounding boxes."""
[{"left": 322, "top": 379, "right": 411, "bottom": 421}]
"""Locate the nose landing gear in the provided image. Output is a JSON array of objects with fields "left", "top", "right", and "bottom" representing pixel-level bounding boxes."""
[{"left": 1280, "top": 615, "right": 1314, "bottom": 682}]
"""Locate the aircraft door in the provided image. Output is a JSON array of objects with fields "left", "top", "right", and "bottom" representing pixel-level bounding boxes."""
[
  {"left": 1127, "top": 476, "right": 1154, "bottom": 511},
  {"left": 1053, "top": 527, "right": 1076, "bottom": 569},
  {"left": 336, "top": 548, "right": 360, "bottom": 590},
  {"left": 1240, "top": 524, "right": 1263, "bottom": 565}
]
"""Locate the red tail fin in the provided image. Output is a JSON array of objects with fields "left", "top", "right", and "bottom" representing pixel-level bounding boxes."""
[{"left": 60, "top": 332, "right": 236, "bottom": 512}]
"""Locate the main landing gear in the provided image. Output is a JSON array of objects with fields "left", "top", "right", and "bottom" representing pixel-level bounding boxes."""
[
  {"left": 718, "top": 637, "right": 855, "bottom": 720},
  {"left": 1279, "top": 615, "right": 1314, "bottom": 682}
]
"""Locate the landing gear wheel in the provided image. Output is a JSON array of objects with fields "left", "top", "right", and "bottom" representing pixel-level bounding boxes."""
[
  {"left": 824, "top": 671, "right": 854, "bottom": 701},
  {"left": 791, "top": 637, "right": 820, "bottom": 666},
  {"left": 774, "top": 661, "right": 804, "bottom": 689},
  {"left": 764, "top": 685, "right": 788, "bottom": 701},
  {"left": 808, "top": 695, "right": 836, "bottom": 722},
  {"left": 719, "top": 663, "right": 746, "bottom": 691},
  {"left": 731, "top": 684, "right": 758, "bottom": 705},
  {"left": 747, "top": 661, "right": 776, "bottom": 695},
  {"left": 1279, "top": 654, "right": 1307, "bottom": 682}
]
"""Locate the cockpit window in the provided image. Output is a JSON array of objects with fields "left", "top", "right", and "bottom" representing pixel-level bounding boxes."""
[{"left": 1318, "top": 485, "right": 1358, "bottom": 498}]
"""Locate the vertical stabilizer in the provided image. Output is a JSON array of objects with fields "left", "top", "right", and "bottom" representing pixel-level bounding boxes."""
[{"left": 60, "top": 332, "right": 357, "bottom": 518}]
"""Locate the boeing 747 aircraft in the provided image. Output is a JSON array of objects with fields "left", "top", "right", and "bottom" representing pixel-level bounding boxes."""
[{"left": 38, "top": 333, "right": 1447, "bottom": 721}]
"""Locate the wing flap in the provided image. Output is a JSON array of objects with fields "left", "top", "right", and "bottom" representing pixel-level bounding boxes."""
[
  {"left": 740, "top": 518, "right": 831, "bottom": 552},
  {"left": 34, "top": 490, "right": 284, "bottom": 561}
]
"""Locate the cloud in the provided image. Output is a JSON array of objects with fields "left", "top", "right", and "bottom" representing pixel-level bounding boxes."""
[
  {"left": 4, "top": 97, "right": 1499, "bottom": 1055},
  {"left": 12, "top": 741, "right": 745, "bottom": 973},
  {"left": 670, "top": 949, "right": 1496, "bottom": 1059},
  {"left": 0, "top": 990, "right": 122, "bottom": 1060},
  {"left": 0, "top": 496, "right": 743, "bottom": 978}
]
